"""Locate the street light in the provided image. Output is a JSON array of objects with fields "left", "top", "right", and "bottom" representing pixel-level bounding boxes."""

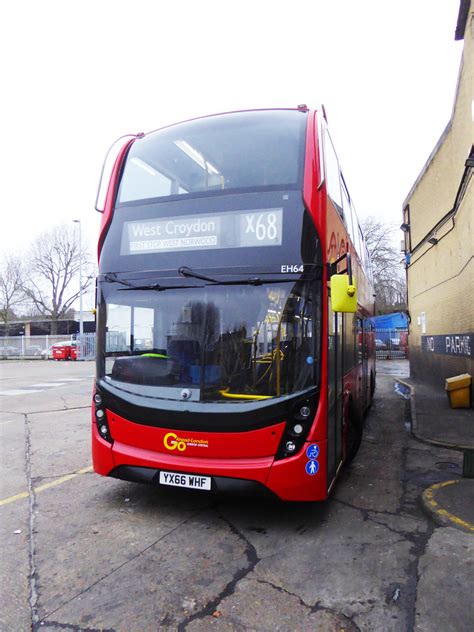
[{"left": 73, "top": 220, "right": 83, "bottom": 357}]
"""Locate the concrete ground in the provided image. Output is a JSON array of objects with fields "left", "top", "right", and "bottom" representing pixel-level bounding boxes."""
[
  {"left": 404, "top": 377, "right": 474, "bottom": 450},
  {"left": 1, "top": 359, "right": 473, "bottom": 632}
]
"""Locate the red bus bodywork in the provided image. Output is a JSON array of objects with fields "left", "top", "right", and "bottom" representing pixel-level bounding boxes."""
[{"left": 93, "top": 108, "right": 375, "bottom": 501}]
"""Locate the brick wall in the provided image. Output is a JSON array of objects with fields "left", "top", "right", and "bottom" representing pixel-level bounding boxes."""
[{"left": 404, "top": 2, "right": 474, "bottom": 388}]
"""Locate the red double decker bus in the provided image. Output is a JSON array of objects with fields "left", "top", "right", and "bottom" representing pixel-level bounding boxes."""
[{"left": 92, "top": 107, "right": 375, "bottom": 501}]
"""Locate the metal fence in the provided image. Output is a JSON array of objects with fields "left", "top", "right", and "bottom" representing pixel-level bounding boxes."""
[
  {"left": 1, "top": 335, "right": 69, "bottom": 359},
  {"left": 375, "top": 328, "right": 408, "bottom": 360},
  {"left": 0, "top": 334, "right": 96, "bottom": 361},
  {"left": 1, "top": 330, "right": 409, "bottom": 362},
  {"left": 77, "top": 333, "right": 96, "bottom": 361}
]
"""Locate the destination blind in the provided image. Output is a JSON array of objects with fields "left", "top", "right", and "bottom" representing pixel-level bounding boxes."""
[{"left": 120, "top": 208, "right": 283, "bottom": 256}]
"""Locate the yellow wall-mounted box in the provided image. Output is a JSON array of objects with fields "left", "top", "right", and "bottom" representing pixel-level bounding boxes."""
[{"left": 445, "top": 373, "right": 472, "bottom": 409}]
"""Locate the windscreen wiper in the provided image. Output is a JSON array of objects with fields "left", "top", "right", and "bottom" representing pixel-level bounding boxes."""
[
  {"left": 179, "top": 266, "right": 298, "bottom": 287},
  {"left": 178, "top": 266, "right": 218, "bottom": 283},
  {"left": 103, "top": 268, "right": 317, "bottom": 291},
  {"left": 205, "top": 277, "right": 297, "bottom": 287},
  {"left": 119, "top": 282, "right": 202, "bottom": 292},
  {"left": 102, "top": 272, "right": 199, "bottom": 292},
  {"left": 102, "top": 273, "right": 135, "bottom": 287}
]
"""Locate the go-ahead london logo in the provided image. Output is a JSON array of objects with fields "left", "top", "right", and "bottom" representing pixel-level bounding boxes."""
[{"left": 163, "top": 432, "right": 209, "bottom": 452}]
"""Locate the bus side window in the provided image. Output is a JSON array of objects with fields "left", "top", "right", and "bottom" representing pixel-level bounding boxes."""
[
  {"left": 363, "top": 241, "right": 373, "bottom": 282},
  {"left": 359, "top": 227, "right": 367, "bottom": 271},
  {"left": 324, "top": 130, "right": 343, "bottom": 221},
  {"left": 343, "top": 313, "right": 357, "bottom": 372},
  {"left": 364, "top": 319, "right": 374, "bottom": 355},
  {"left": 353, "top": 209, "right": 363, "bottom": 263},
  {"left": 341, "top": 175, "right": 353, "bottom": 241},
  {"left": 356, "top": 317, "right": 363, "bottom": 364}
]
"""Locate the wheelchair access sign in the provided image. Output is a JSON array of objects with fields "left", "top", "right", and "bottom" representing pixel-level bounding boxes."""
[
  {"left": 305, "top": 444, "right": 320, "bottom": 476},
  {"left": 306, "top": 444, "right": 320, "bottom": 459}
]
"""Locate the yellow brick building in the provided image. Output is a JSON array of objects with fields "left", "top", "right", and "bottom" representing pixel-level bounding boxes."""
[{"left": 402, "top": 0, "right": 473, "bottom": 387}]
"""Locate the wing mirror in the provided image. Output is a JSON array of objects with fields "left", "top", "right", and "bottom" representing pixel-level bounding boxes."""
[{"left": 329, "top": 252, "right": 357, "bottom": 313}]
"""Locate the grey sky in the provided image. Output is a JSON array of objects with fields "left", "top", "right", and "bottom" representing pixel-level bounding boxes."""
[{"left": 1, "top": 0, "right": 462, "bottom": 264}]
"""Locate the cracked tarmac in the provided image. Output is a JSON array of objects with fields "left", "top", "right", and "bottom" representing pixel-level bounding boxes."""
[{"left": 1, "top": 360, "right": 473, "bottom": 631}]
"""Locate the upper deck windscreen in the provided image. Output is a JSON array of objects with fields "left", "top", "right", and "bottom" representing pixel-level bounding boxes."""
[{"left": 117, "top": 110, "right": 307, "bottom": 205}]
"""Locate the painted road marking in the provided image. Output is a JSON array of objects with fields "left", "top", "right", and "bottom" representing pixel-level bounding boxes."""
[
  {"left": 0, "top": 466, "right": 94, "bottom": 507},
  {"left": 31, "top": 383, "right": 67, "bottom": 388},
  {"left": 0, "top": 378, "right": 88, "bottom": 396},
  {"left": 0, "top": 389, "right": 43, "bottom": 396},
  {"left": 423, "top": 480, "right": 474, "bottom": 533}
]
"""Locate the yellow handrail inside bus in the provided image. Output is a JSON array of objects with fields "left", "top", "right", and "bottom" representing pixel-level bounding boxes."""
[{"left": 219, "top": 389, "right": 271, "bottom": 400}]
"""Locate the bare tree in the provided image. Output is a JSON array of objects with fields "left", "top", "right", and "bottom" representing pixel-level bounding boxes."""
[
  {"left": 0, "top": 255, "right": 25, "bottom": 333},
  {"left": 361, "top": 216, "right": 406, "bottom": 314},
  {"left": 23, "top": 225, "right": 93, "bottom": 334}
]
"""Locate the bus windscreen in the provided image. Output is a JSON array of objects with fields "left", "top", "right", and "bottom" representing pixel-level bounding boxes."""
[
  {"left": 116, "top": 110, "right": 306, "bottom": 204},
  {"left": 99, "top": 279, "right": 319, "bottom": 404}
]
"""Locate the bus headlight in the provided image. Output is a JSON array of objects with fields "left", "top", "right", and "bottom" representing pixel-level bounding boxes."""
[
  {"left": 93, "top": 388, "right": 113, "bottom": 444},
  {"left": 275, "top": 396, "right": 317, "bottom": 460},
  {"left": 95, "top": 410, "right": 112, "bottom": 444}
]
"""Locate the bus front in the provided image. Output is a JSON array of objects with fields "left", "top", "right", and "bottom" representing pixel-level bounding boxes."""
[{"left": 93, "top": 109, "right": 327, "bottom": 501}]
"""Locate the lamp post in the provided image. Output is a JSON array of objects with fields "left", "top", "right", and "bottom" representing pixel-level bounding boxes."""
[{"left": 73, "top": 220, "right": 83, "bottom": 358}]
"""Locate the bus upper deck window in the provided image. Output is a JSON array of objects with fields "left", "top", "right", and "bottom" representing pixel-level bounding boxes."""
[{"left": 324, "top": 129, "right": 343, "bottom": 220}]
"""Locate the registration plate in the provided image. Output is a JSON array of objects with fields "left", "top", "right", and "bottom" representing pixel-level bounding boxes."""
[{"left": 159, "top": 471, "right": 211, "bottom": 491}]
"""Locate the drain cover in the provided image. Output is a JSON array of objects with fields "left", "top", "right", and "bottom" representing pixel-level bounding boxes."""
[{"left": 463, "top": 451, "right": 474, "bottom": 478}]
